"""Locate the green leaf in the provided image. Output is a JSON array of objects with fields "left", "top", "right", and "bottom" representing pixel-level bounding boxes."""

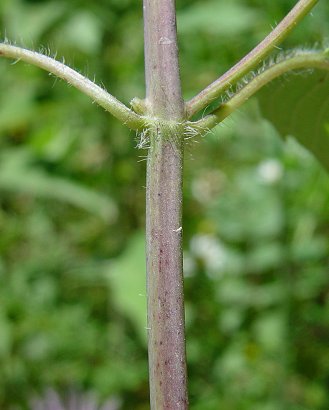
[
  {"left": 3, "top": 1, "right": 66, "bottom": 42},
  {"left": 105, "top": 232, "right": 147, "bottom": 344},
  {"left": 178, "top": 2, "right": 260, "bottom": 36},
  {"left": 0, "top": 149, "right": 117, "bottom": 221},
  {"left": 258, "top": 70, "right": 329, "bottom": 171},
  {"left": 56, "top": 12, "right": 102, "bottom": 54}
]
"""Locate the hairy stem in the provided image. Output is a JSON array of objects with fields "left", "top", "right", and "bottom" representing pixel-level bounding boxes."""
[
  {"left": 143, "top": 0, "right": 188, "bottom": 409},
  {"left": 146, "top": 124, "right": 188, "bottom": 410},
  {"left": 196, "top": 50, "right": 329, "bottom": 130},
  {"left": 0, "top": 43, "right": 144, "bottom": 130},
  {"left": 186, "top": 0, "right": 319, "bottom": 118}
]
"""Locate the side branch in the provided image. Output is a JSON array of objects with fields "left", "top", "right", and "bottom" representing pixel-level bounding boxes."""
[
  {"left": 186, "top": 0, "right": 319, "bottom": 118},
  {"left": 195, "top": 50, "right": 329, "bottom": 131},
  {"left": 0, "top": 43, "right": 144, "bottom": 131}
]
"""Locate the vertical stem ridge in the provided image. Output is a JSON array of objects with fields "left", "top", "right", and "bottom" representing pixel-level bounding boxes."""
[
  {"left": 143, "top": 0, "right": 184, "bottom": 119},
  {"left": 143, "top": 0, "right": 188, "bottom": 408}
]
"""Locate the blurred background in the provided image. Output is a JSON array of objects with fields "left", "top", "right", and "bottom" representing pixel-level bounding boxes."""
[{"left": 0, "top": 0, "right": 329, "bottom": 409}]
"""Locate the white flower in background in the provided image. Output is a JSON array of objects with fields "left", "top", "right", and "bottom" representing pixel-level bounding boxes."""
[
  {"left": 191, "top": 169, "right": 226, "bottom": 203},
  {"left": 257, "top": 159, "right": 283, "bottom": 184},
  {"left": 190, "top": 234, "right": 227, "bottom": 277}
]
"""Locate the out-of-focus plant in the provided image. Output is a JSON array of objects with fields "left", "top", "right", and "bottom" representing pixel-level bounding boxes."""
[
  {"left": 0, "top": 0, "right": 328, "bottom": 409},
  {"left": 30, "top": 390, "right": 120, "bottom": 410}
]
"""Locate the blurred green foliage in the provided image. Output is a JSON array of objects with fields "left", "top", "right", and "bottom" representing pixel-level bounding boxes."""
[
  {"left": 0, "top": 0, "right": 328, "bottom": 409},
  {"left": 259, "top": 70, "right": 329, "bottom": 171}
]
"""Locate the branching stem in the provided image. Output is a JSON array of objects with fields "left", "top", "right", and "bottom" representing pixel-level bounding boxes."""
[
  {"left": 186, "top": 0, "right": 319, "bottom": 118},
  {"left": 0, "top": 43, "right": 144, "bottom": 130},
  {"left": 0, "top": 2, "right": 323, "bottom": 409},
  {"left": 195, "top": 50, "right": 329, "bottom": 130}
]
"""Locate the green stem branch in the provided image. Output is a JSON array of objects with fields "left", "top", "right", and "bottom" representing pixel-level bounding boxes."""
[
  {"left": 196, "top": 50, "right": 329, "bottom": 130},
  {"left": 0, "top": 43, "right": 144, "bottom": 130},
  {"left": 186, "top": 0, "right": 319, "bottom": 118}
]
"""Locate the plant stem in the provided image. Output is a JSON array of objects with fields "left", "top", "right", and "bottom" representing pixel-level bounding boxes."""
[
  {"left": 146, "top": 125, "right": 188, "bottom": 410},
  {"left": 143, "top": 0, "right": 184, "bottom": 119},
  {"left": 0, "top": 43, "right": 144, "bottom": 130},
  {"left": 196, "top": 50, "right": 329, "bottom": 130},
  {"left": 143, "top": 0, "right": 188, "bottom": 409},
  {"left": 186, "top": 0, "right": 319, "bottom": 118}
]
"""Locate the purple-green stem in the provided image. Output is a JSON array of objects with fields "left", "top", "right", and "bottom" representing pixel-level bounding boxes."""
[
  {"left": 143, "top": 0, "right": 188, "bottom": 408},
  {"left": 146, "top": 126, "right": 187, "bottom": 409}
]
